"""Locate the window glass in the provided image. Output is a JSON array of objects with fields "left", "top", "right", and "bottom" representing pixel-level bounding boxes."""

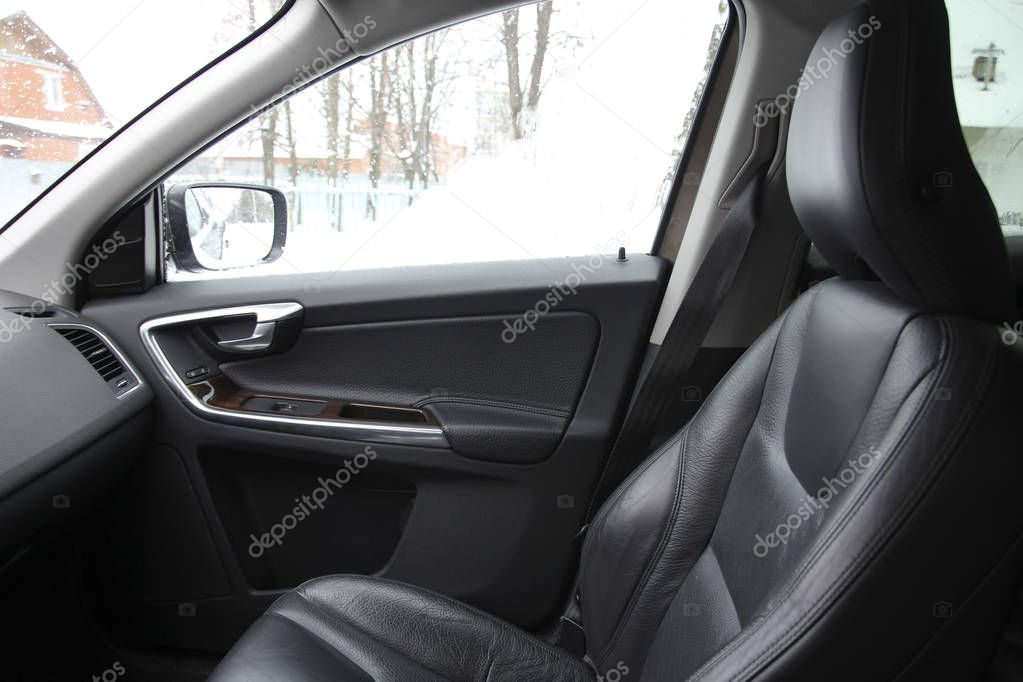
[
  {"left": 166, "top": 0, "right": 729, "bottom": 278},
  {"left": 0, "top": 0, "right": 286, "bottom": 228},
  {"left": 946, "top": 0, "right": 1023, "bottom": 235}
]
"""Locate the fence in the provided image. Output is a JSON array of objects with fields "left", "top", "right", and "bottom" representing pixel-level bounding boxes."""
[
  {"left": 285, "top": 182, "right": 420, "bottom": 233},
  {"left": 173, "top": 168, "right": 423, "bottom": 234}
]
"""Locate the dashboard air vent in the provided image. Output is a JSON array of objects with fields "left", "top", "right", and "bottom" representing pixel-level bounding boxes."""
[{"left": 54, "top": 326, "right": 138, "bottom": 396}]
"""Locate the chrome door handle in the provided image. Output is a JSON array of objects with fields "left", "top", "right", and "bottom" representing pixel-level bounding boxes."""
[
  {"left": 211, "top": 302, "right": 302, "bottom": 353},
  {"left": 217, "top": 321, "right": 277, "bottom": 352}
]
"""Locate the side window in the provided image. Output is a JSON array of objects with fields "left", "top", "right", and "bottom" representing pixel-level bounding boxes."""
[
  {"left": 946, "top": 0, "right": 1023, "bottom": 235},
  {"left": 165, "top": 0, "right": 729, "bottom": 278},
  {"left": 38, "top": 71, "right": 65, "bottom": 111}
]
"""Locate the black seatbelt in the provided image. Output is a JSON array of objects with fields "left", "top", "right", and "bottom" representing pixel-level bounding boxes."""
[{"left": 584, "top": 163, "right": 769, "bottom": 521}]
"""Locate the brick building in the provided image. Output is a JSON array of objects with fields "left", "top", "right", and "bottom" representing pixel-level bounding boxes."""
[{"left": 0, "top": 11, "right": 111, "bottom": 162}]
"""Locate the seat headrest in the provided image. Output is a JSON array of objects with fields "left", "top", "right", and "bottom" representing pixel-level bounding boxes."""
[{"left": 786, "top": 1, "right": 1015, "bottom": 322}]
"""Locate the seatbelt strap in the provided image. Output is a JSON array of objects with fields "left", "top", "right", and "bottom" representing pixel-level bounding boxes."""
[{"left": 584, "top": 164, "right": 769, "bottom": 521}]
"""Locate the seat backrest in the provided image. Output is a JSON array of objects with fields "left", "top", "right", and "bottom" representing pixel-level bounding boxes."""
[{"left": 577, "top": 2, "right": 1023, "bottom": 680}]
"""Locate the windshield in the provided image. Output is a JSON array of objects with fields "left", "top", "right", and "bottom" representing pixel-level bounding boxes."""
[{"left": 0, "top": 0, "right": 286, "bottom": 228}]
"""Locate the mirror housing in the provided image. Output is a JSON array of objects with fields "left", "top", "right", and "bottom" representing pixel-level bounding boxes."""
[{"left": 166, "top": 183, "right": 287, "bottom": 272}]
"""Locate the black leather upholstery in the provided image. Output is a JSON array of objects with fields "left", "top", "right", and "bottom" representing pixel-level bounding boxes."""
[
  {"left": 581, "top": 278, "right": 1023, "bottom": 680},
  {"left": 211, "top": 2, "right": 1023, "bottom": 680},
  {"left": 209, "top": 576, "right": 594, "bottom": 681},
  {"left": 787, "top": 2, "right": 1014, "bottom": 322}
]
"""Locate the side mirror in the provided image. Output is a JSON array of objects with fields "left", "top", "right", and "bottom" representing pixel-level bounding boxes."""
[{"left": 166, "top": 183, "right": 287, "bottom": 272}]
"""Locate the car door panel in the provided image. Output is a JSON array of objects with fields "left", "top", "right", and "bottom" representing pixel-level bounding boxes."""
[
  {"left": 219, "top": 312, "right": 598, "bottom": 463},
  {"left": 81, "top": 255, "right": 666, "bottom": 652}
]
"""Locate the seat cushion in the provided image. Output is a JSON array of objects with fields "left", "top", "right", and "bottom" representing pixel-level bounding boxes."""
[{"left": 209, "top": 575, "right": 595, "bottom": 682}]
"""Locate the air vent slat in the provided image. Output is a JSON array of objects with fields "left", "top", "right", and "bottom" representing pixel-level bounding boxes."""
[
  {"left": 54, "top": 327, "right": 129, "bottom": 389},
  {"left": 92, "top": 353, "right": 115, "bottom": 366},
  {"left": 94, "top": 359, "right": 122, "bottom": 377},
  {"left": 81, "top": 343, "right": 106, "bottom": 357}
]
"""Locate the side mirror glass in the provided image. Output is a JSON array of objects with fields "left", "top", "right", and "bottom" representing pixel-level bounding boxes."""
[{"left": 166, "top": 183, "right": 287, "bottom": 272}]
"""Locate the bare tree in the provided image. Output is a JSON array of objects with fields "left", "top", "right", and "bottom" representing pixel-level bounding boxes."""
[
  {"left": 500, "top": 1, "right": 553, "bottom": 139},
  {"left": 382, "top": 31, "right": 453, "bottom": 200},
  {"left": 527, "top": 1, "right": 553, "bottom": 110},
  {"left": 323, "top": 76, "right": 341, "bottom": 187},
  {"left": 318, "top": 70, "right": 360, "bottom": 230},
  {"left": 341, "top": 70, "right": 356, "bottom": 182},
  {"left": 365, "top": 52, "right": 391, "bottom": 219},
  {"left": 282, "top": 99, "right": 301, "bottom": 224},
  {"left": 321, "top": 76, "right": 342, "bottom": 229},
  {"left": 500, "top": 11, "right": 523, "bottom": 139},
  {"left": 259, "top": 110, "right": 278, "bottom": 185},
  {"left": 387, "top": 43, "right": 419, "bottom": 195},
  {"left": 416, "top": 35, "right": 443, "bottom": 187}
]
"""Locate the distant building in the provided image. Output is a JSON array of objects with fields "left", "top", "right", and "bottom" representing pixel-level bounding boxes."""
[
  {"left": 205, "top": 120, "right": 466, "bottom": 183},
  {"left": 0, "top": 11, "right": 112, "bottom": 162}
]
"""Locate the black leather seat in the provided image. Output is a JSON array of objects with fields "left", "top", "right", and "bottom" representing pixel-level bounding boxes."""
[{"left": 211, "top": 2, "right": 1023, "bottom": 680}]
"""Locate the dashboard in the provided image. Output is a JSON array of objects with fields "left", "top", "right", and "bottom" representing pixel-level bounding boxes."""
[{"left": 0, "top": 288, "right": 151, "bottom": 565}]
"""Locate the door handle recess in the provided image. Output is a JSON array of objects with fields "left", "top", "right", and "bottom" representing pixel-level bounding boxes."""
[
  {"left": 209, "top": 301, "right": 303, "bottom": 354},
  {"left": 217, "top": 321, "right": 277, "bottom": 352}
]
